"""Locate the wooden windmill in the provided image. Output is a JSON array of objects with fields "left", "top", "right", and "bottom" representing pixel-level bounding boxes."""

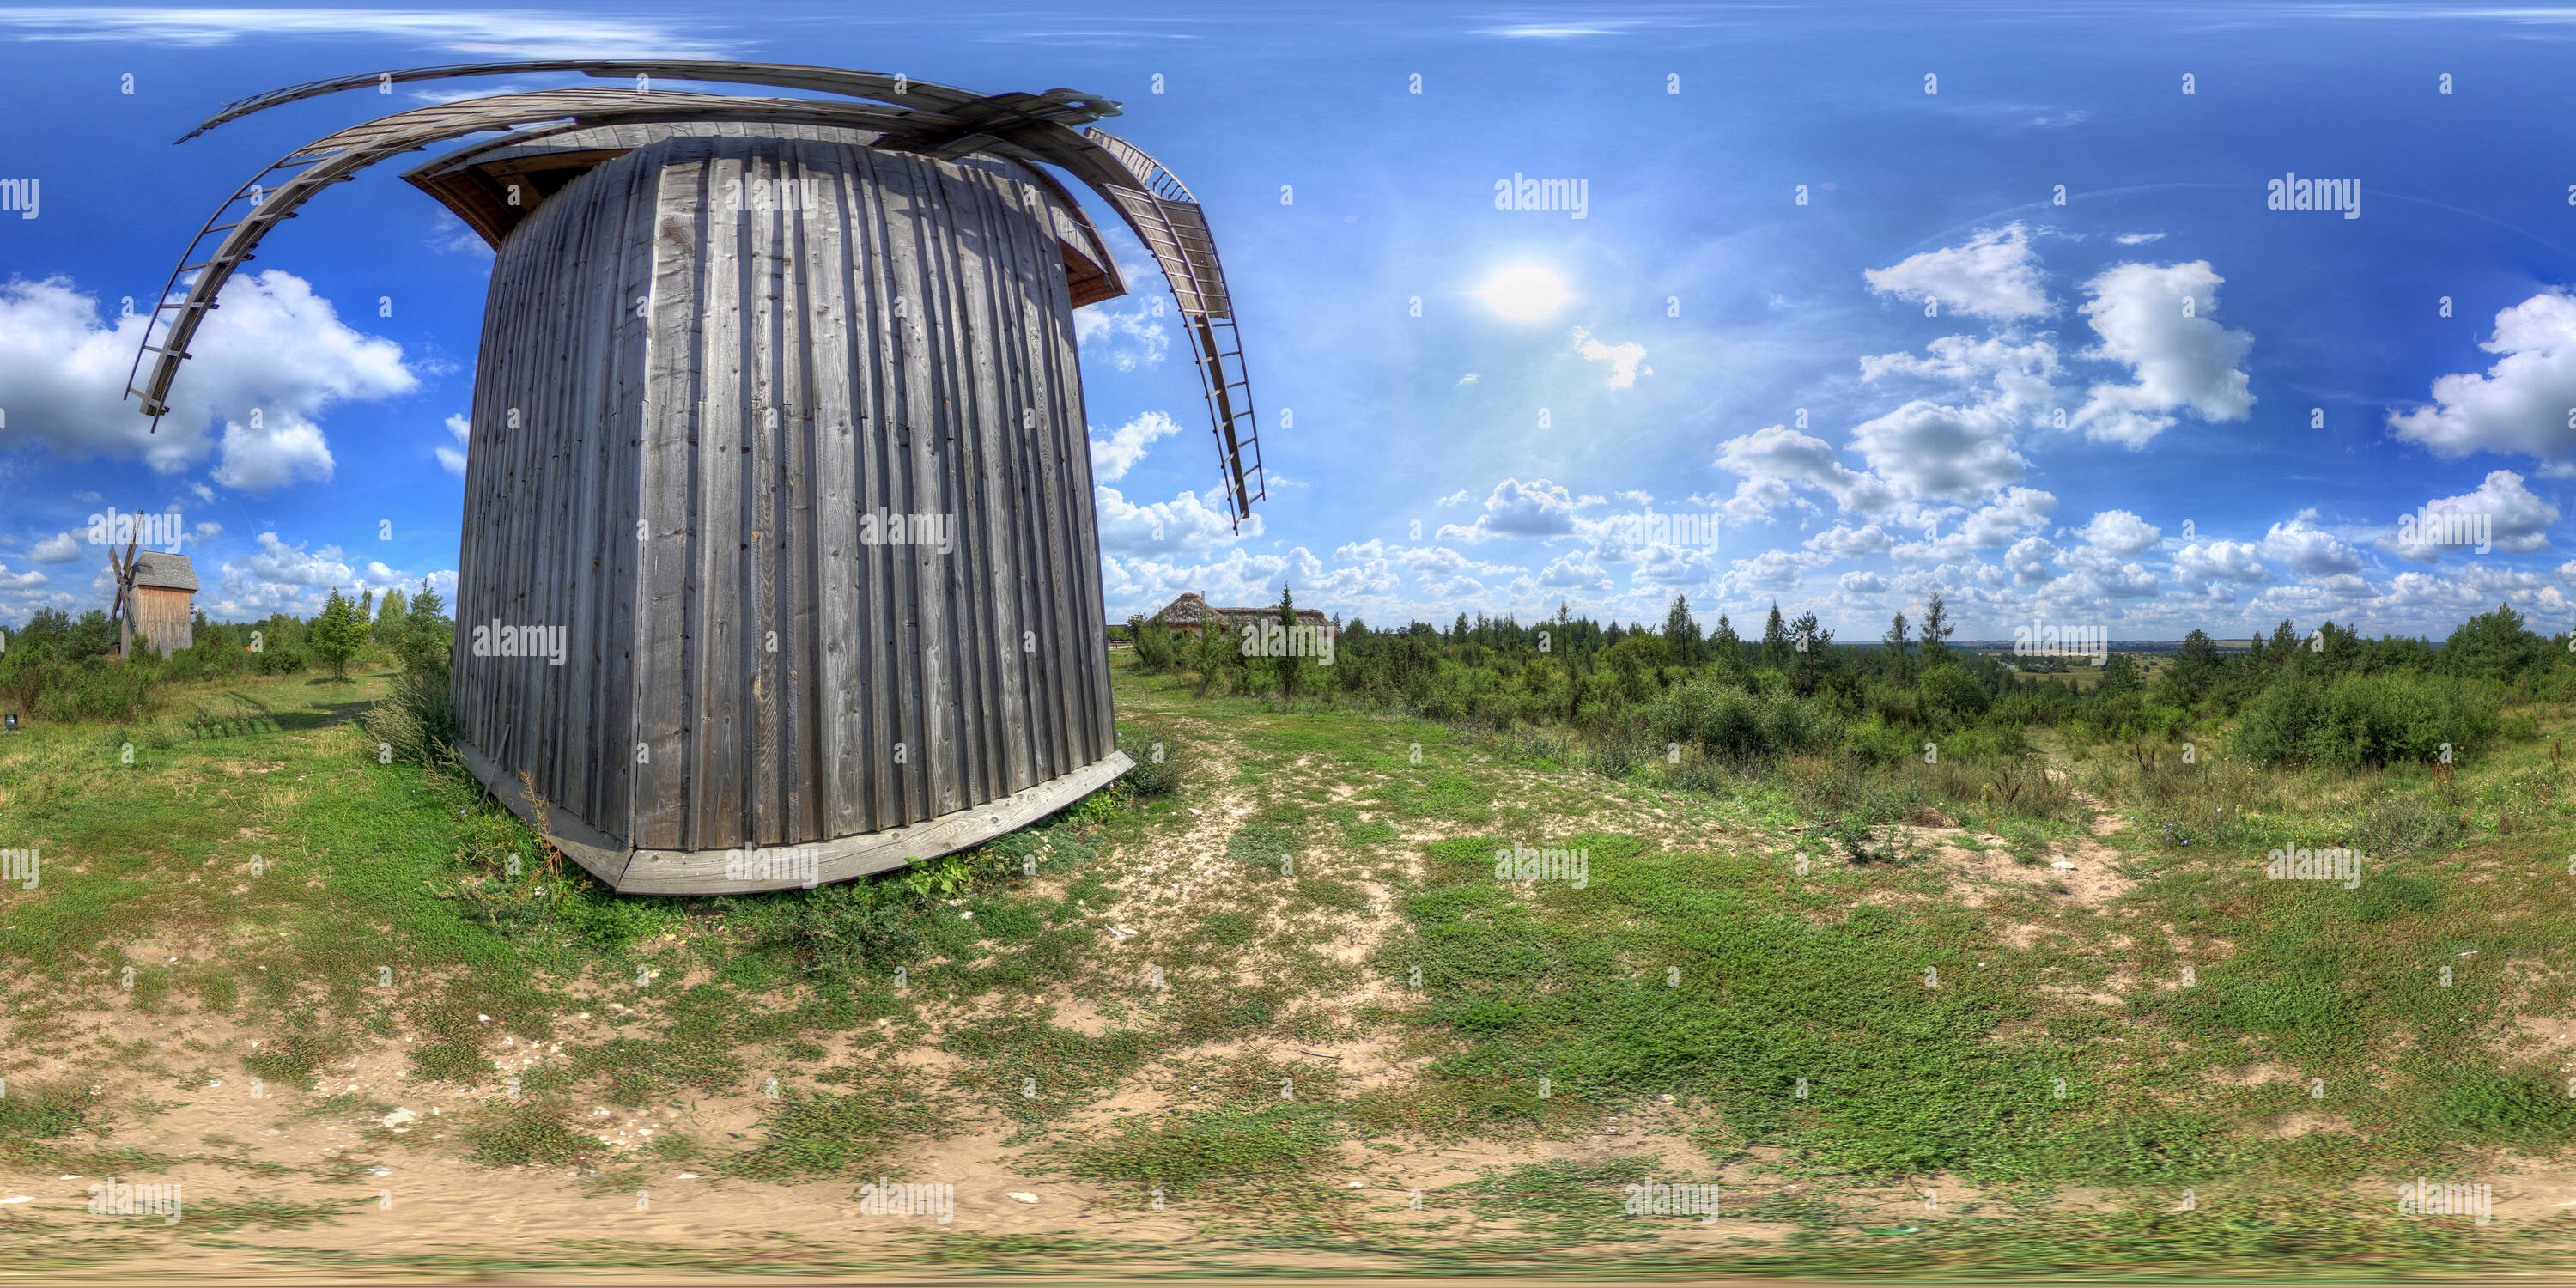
[
  {"left": 106, "top": 528, "right": 140, "bottom": 660},
  {"left": 128, "top": 62, "right": 1266, "bottom": 892}
]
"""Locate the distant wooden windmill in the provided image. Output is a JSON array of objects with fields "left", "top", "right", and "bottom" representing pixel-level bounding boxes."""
[
  {"left": 105, "top": 528, "right": 140, "bottom": 660},
  {"left": 128, "top": 61, "right": 1266, "bottom": 893}
]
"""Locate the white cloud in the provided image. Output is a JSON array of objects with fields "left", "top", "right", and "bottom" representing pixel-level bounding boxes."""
[
  {"left": 1393, "top": 544, "right": 1522, "bottom": 580},
  {"left": 0, "top": 565, "right": 48, "bottom": 589},
  {"left": 2076, "top": 508, "right": 2162, "bottom": 555},
  {"left": 2002, "top": 536, "right": 2062, "bottom": 585},
  {"left": 1100, "top": 546, "right": 1347, "bottom": 620},
  {"left": 1838, "top": 569, "right": 1886, "bottom": 593},
  {"left": 1714, "top": 425, "right": 1899, "bottom": 514},
  {"left": 1849, "top": 400, "right": 2028, "bottom": 504},
  {"left": 1805, "top": 523, "right": 1893, "bottom": 558},
  {"left": 1571, "top": 327, "right": 1649, "bottom": 388},
  {"left": 2389, "top": 291, "right": 2576, "bottom": 464},
  {"left": 2062, "top": 549, "right": 2160, "bottom": 598},
  {"left": 1710, "top": 475, "right": 1812, "bottom": 526},
  {"left": 28, "top": 532, "right": 81, "bottom": 563},
  {"left": 1862, "top": 223, "right": 2052, "bottom": 320},
  {"left": 1859, "top": 334, "right": 2059, "bottom": 415},
  {"left": 438, "top": 413, "right": 471, "bottom": 477},
  {"left": 1538, "top": 550, "right": 1613, "bottom": 591},
  {"left": 2173, "top": 538, "right": 2273, "bottom": 584},
  {"left": 242, "top": 532, "right": 354, "bottom": 586},
  {"left": 2378, "top": 469, "right": 2561, "bottom": 560},
  {"left": 1962, "top": 487, "right": 2058, "bottom": 545},
  {"left": 1725, "top": 549, "right": 1829, "bottom": 593},
  {"left": 214, "top": 416, "right": 335, "bottom": 491},
  {"left": 2258, "top": 517, "right": 2366, "bottom": 577},
  {"left": 428, "top": 210, "right": 494, "bottom": 256},
  {"left": 1455, "top": 373, "right": 1479, "bottom": 386},
  {"left": 2067, "top": 260, "right": 2255, "bottom": 448},
  {"left": 1072, "top": 301, "right": 1169, "bottom": 372},
  {"left": 1435, "top": 489, "right": 1470, "bottom": 506},
  {"left": 0, "top": 272, "right": 414, "bottom": 491},
  {"left": 1634, "top": 543, "right": 1720, "bottom": 586},
  {"left": 2113, "top": 232, "right": 2166, "bottom": 246},
  {"left": 1095, "top": 485, "right": 1253, "bottom": 556},
  {"left": 1615, "top": 490, "right": 1653, "bottom": 506},
  {"left": 1087, "top": 410, "right": 1183, "bottom": 483},
  {"left": 1437, "top": 477, "right": 1583, "bottom": 542}
]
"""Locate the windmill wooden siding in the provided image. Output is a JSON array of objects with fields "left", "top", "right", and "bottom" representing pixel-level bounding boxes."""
[
  {"left": 451, "top": 132, "right": 1127, "bottom": 893},
  {"left": 129, "top": 67, "right": 1264, "bottom": 896},
  {"left": 129, "top": 552, "right": 197, "bottom": 659}
]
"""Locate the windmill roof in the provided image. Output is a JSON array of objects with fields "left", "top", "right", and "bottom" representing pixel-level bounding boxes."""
[{"left": 131, "top": 551, "right": 198, "bottom": 592}]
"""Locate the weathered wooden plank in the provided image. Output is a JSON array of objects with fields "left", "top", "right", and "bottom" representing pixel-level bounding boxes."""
[
  {"left": 633, "top": 146, "right": 709, "bottom": 852},
  {"left": 693, "top": 138, "right": 746, "bottom": 853},
  {"left": 613, "top": 750, "right": 1131, "bottom": 895},
  {"left": 594, "top": 147, "right": 655, "bottom": 834},
  {"left": 802, "top": 141, "right": 864, "bottom": 841},
  {"left": 447, "top": 131, "right": 1130, "bottom": 890},
  {"left": 744, "top": 142, "right": 784, "bottom": 848},
  {"left": 851, "top": 144, "right": 898, "bottom": 836}
]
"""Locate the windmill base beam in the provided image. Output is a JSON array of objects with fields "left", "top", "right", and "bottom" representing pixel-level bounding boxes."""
[{"left": 456, "top": 738, "right": 1131, "bottom": 894}]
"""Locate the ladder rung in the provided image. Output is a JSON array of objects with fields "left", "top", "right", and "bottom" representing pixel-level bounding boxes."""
[
  {"left": 139, "top": 344, "right": 192, "bottom": 358},
  {"left": 205, "top": 211, "right": 291, "bottom": 234}
]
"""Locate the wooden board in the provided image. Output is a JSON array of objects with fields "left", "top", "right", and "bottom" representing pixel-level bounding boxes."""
[
  {"left": 450, "top": 132, "right": 1121, "bottom": 868},
  {"left": 460, "top": 729, "right": 1129, "bottom": 895}
]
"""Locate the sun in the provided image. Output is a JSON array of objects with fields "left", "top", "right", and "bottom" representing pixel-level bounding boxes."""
[{"left": 1482, "top": 264, "right": 1570, "bottom": 320}]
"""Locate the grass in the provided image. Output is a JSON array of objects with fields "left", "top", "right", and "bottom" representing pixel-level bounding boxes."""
[{"left": 3, "top": 653, "right": 2576, "bottom": 1275}]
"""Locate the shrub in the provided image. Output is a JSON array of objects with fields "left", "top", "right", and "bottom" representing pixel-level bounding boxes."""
[
  {"left": 32, "top": 659, "right": 157, "bottom": 723},
  {"left": 1650, "top": 673, "right": 1840, "bottom": 762},
  {"left": 2236, "top": 671, "right": 2500, "bottom": 768},
  {"left": 1116, "top": 727, "right": 1187, "bottom": 796},
  {"left": 309, "top": 589, "right": 368, "bottom": 681},
  {"left": 1589, "top": 734, "right": 1643, "bottom": 781},
  {"left": 1130, "top": 614, "right": 1176, "bottom": 672},
  {"left": 1915, "top": 665, "right": 1989, "bottom": 729},
  {"left": 365, "top": 666, "right": 458, "bottom": 770},
  {"left": 783, "top": 878, "right": 924, "bottom": 979}
]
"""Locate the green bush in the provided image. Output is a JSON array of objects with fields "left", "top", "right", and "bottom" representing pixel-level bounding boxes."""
[
  {"left": 1651, "top": 673, "right": 1839, "bottom": 762},
  {"left": 1116, "top": 727, "right": 1187, "bottom": 796},
  {"left": 1916, "top": 665, "right": 1990, "bottom": 729},
  {"left": 365, "top": 666, "right": 458, "bottom": 769},
  {"left": 2236, "top": 671, "right": 2500, "bottom": 768},
  {"left": 781, "top": 879, "right": 923, "bottom": 979},
  {"left": 1129, "top": 614, "right": 1176, "bottom": 672},
  {"left": 1838, "top": 714, "right": 1919, "bottom": 768}
]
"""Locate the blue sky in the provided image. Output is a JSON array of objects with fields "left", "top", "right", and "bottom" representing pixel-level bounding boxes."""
[{"left": 5, "top": 3, "right": 2576, "bottom": 641}]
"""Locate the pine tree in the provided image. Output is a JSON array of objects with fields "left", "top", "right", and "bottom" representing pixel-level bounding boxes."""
[
  {"left": 310, "top": 589, "right": 368, "bottom": 682},
  {"left": 2099, "top": 652, "right": 2141, "bottom": 697},
  {"left": 1787, "top": 609, "right": 1832, "bottom": 695},
  {"left": 1883, "top": 611, "right": 1912, "bottom": 684},
  {"left": 396, "top": 579, "right": 453, "bottom": 677},
  {"left": 1919, "top": 592, "right": 1955, "bottom": 663},
  {"left": 1662, "top": 594, "right": 1700, "bottom": 665},
  {"left": 1760, "top": 604, "right": 1790, "bottom": 671},
  {"left": 1275, "top": 584, "right": 1302, "bottom": 699},
  {"left": 1709, "top": 612, "right": 1741, "bottom": 671},
  {"left": 374, "top": 586, "right": 409, "bottom": 641}
]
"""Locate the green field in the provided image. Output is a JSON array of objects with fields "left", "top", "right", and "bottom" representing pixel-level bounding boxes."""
[{"left": 2, "top": 647, "right": 2573, "bottom": 1280}]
